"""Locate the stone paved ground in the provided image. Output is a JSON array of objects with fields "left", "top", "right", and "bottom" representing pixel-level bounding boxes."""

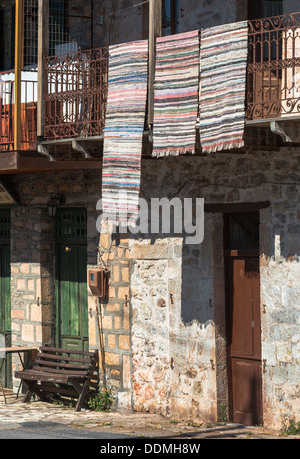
[{"left": 0, "top": 394, "right": 298, "bottom": 439}]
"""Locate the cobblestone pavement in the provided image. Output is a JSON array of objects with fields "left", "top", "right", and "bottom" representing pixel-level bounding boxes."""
[{"left": 0, "top": 394, "right": 298, "bottom": 440}]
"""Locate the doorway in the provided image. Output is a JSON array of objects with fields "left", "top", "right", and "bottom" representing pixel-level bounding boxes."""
[
  {"left": 56, "top": 208, "right": 88, "bottom": 352},
  {"left": 224, "top": 212, "right": 263, "bottom": 426},
  {"left": 0, "top": 209, "right": 11, "bottom": 389}
]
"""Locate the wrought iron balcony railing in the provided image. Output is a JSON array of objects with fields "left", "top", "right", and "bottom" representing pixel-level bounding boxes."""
[
  {"left": 2, "top": 11, "right": 300, "bottom": 151},
  {"left": 0, "top": 73, "right": 38, "bottom": 151},
  {"left": 247, "top": 11, "right": 300, "bottom": 120},
  {"left": 42, "top": 11, "right": 300, "bottom": 143},
  {"left": 43, "top": 47, "right": 108, "bottom": 141}
]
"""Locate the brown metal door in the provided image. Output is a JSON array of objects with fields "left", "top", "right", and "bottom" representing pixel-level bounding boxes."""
[{"left": 224, "top": 213, "right": 263, "bottom": 426}]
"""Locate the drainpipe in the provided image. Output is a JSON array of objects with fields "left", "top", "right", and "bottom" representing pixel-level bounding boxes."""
[{"left": 14, "top": 0, "right": 23, "bottom": 151}]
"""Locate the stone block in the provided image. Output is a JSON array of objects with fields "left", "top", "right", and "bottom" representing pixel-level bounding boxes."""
[
  {"left": 121, "top": 267, "right": 130, "bottom": 283},
  {"left": 89, "top": 317, "right": 97, "bottom": 347},
  {"left": 113, "top": 266, "right": 120, "bottom": 283},
  {"left": 117, "top": 391, "right": 132, "bottom": 411},
  {"left": 122, "top": 354, "right": 131, "bottom": 389},
  {"left": 123, "top": 306, "right": 130, "bottom": 331},
  {"left": 105, "top": 352, "right": 120, "bottom": 366},
  {"left": 16, "top": 278, "right": 26, "bottom": 291},
  {"left": 99, "top": 233, "right": 110, "bottom": 250},
  {"left": 30, "top": 303, "right": 42, "bottom": 322},
  {"left": 22, "top": 323, "right": 34, "bottom": 342},
  {"left": 107, "top": 334, "right": 116, "bottom": 349},
  {"left": 105, "top": 303, "right": 120, "bottom": 313},
  {"left": 11, "top": 309, "right": 25, "bottom": 320},
  {"left": 11, "top": 265, "right": 19, "bottom": 274},
  {"left": 102, "top": 315, "right": 113, "bottom": 329},
  {"left": 27, "top": 279, "right": 35, "bottom": 292},
  {"left": 113, "top": 316, "right": 122, "bottom": 330},
  {"left": 276, "top": 342, "right": 292, "bottom": 363},
  {"left": 118, "top": 334, "right": 130, "bottom": 351},
  {"left": 19, "top": 263, "right": 30, "bottom": 274},
  {"left": 118, "top": 286, "right": 130, "bottom": 300}
]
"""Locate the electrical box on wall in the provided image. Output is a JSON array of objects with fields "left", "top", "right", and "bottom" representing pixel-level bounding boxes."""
[{"left": 88, "top": 268, "right": 109, "bottom": 299}]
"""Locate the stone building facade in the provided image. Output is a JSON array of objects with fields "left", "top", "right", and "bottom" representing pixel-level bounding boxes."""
[
  {"left": 3, "top": 137, "right": 299, "bottom": 430},
  {"left": 0, "top": 0, "right": 299, "bottom": 433},
  {"left": 127, "top": 144, "right": 300, "bottom": 429}
]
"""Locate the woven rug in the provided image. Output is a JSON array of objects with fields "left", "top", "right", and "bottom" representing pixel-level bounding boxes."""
[
  {"left": 199, "top": 21, "right": 248, "bottom": 153},
  {"left": 152, "top": 30, "right": 200, "bottom": 157},
  {"left": 101, "top": 40, "right": 148, "bottom": 226}
]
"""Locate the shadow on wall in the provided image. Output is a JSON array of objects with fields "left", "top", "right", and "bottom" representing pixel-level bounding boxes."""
[
  {"left": 180, "top": 215, "right": 216, "bottom": 326},
  {"left": 123, "top": 203, "right": 217, "bottom": 328}
]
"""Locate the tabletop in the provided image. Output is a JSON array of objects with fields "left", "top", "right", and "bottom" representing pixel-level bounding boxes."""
[{"left": 0, "top": 347, "right": 38, "bottom": 354}]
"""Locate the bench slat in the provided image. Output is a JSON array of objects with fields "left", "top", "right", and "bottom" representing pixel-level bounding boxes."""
[
  {"left": 15, "top": 346, "right": 99, "bottom": 411},
  {"left": 16, "top": 369, "right": 88, "bottom": 382},
  {"left": 33, "top": 358, "right": 90, "bottom": 371},
  {"left": 31, "top": 366, "right": 90, "bottom": 376},
  {"left": 40, "top": 346, "right": 96, "bottom": 357},
  {"left": 36, "top": 352, "right": 92, "bottom": 364},
  {"left": 16, "top": 370, "right": 71, "bottom": 384}
]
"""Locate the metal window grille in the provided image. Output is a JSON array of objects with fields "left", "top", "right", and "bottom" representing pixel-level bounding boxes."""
[
  {"left": 22, "top": 1, "right": 93, "bottom": 66},
  {"left": 0, "top": 210, "right": 10, "bottom": 240},
  {"left": 56, "top": 208, "right": 87, "bottom": 243},
  {"left": 49, "top": 0, "right": 69, "bottom": 57},
  {"left": 23, "top": 0, "right": 38, "bottom": 69}
]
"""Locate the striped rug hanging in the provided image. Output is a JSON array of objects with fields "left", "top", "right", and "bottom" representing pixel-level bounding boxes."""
[
  {"left": 199, "top": 21, "right": 248, "bottom": 153},
  {"left": 101, "top": 40, "right": 148, "bottom": 227},
  {"left": 152, "top": 30, "right": 200, "bottom": 157}
]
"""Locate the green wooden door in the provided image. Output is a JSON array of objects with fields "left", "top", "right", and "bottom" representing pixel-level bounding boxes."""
[
  {"left": 0, "top": 210, "right": 11, "bottom": 389},
  {"left": 56, "top": 209, "right": 88, "bottom": 352}
]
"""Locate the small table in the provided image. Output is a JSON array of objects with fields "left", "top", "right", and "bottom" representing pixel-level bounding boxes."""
[{"left": 0, "top": 347, "right": 38, "bottom": 403}]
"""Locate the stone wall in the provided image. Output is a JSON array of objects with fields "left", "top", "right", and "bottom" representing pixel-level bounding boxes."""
[
  {"left": 5, "top": 168, "right": 134, "bottom": 408},
  {"left": 5, "top": 169, "right": 102, "bottom": 386},
  {"left": 128, "top": 145, "right": 300, "bottom": 429},
  {"left": 94, "top": 230, "right": 132, "bottom": 410},
  {"left": 2, "top": 142, "right": 300, "bottom": 430},
  {"left": 129, "top": 232, "right": 219, "bottom": 420}
]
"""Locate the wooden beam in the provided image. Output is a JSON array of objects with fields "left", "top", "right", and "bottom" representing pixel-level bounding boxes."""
[
  {"left": 14, "top": 0, "right": 23, "bottom": 151},
  {"left": 0, "top": 152, "right": 102, "bottom": 174},
  {"left": 37, "top": 0, "right": 49, "bottom": 139},
  {"left": 204, "top": 202, "right": 270, "bottom": 213},
  {"left": 148, "top": 0, "right": 162, "bottom": 128}
]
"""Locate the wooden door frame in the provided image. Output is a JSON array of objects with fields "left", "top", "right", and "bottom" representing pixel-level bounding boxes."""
[
  {"left": 55, "top": 207, "right": 88, "bottom": 350},
  {"left": 223, "top": 211, "right": 262, "bottom": 424}
]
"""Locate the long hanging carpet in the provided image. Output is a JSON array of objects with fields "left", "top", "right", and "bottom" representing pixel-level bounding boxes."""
[
  {"left": 152, "top": 30, "right": 200, "bottom": 157},
  {"left": 199, "top": 21, "right": 248, "bottom": 153},
  {"left": 101, "top": 40, "right": 148, "bottom": 226}
]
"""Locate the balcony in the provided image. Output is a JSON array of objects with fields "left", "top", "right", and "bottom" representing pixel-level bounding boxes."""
[
  {"left": 41, "top": 11, "right": 300, "bottom": 150},
  {"left": 1, "top": 11, "right": 300, "bottom": 159},
  {"left": 0, "top": 71, "right": 38, "bottom": 151},
  {"left": 37, "top": 47, "right": 109, "bottom": 160},
  {"left": 246, "top": 11, "right": 300, "bottom": 141}
]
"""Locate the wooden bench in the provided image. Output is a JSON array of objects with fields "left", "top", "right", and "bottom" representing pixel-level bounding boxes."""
[{"left": 15, "top": 345, "right": 99, "bottom": 411}]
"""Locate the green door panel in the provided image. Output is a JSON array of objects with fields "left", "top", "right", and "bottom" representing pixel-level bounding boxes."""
[
  {"left": 0, "top": 210, "right": 11, "bottom": 389},
  {"left": 56, "top": 209, "right": 88, "bottom": 353}
]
